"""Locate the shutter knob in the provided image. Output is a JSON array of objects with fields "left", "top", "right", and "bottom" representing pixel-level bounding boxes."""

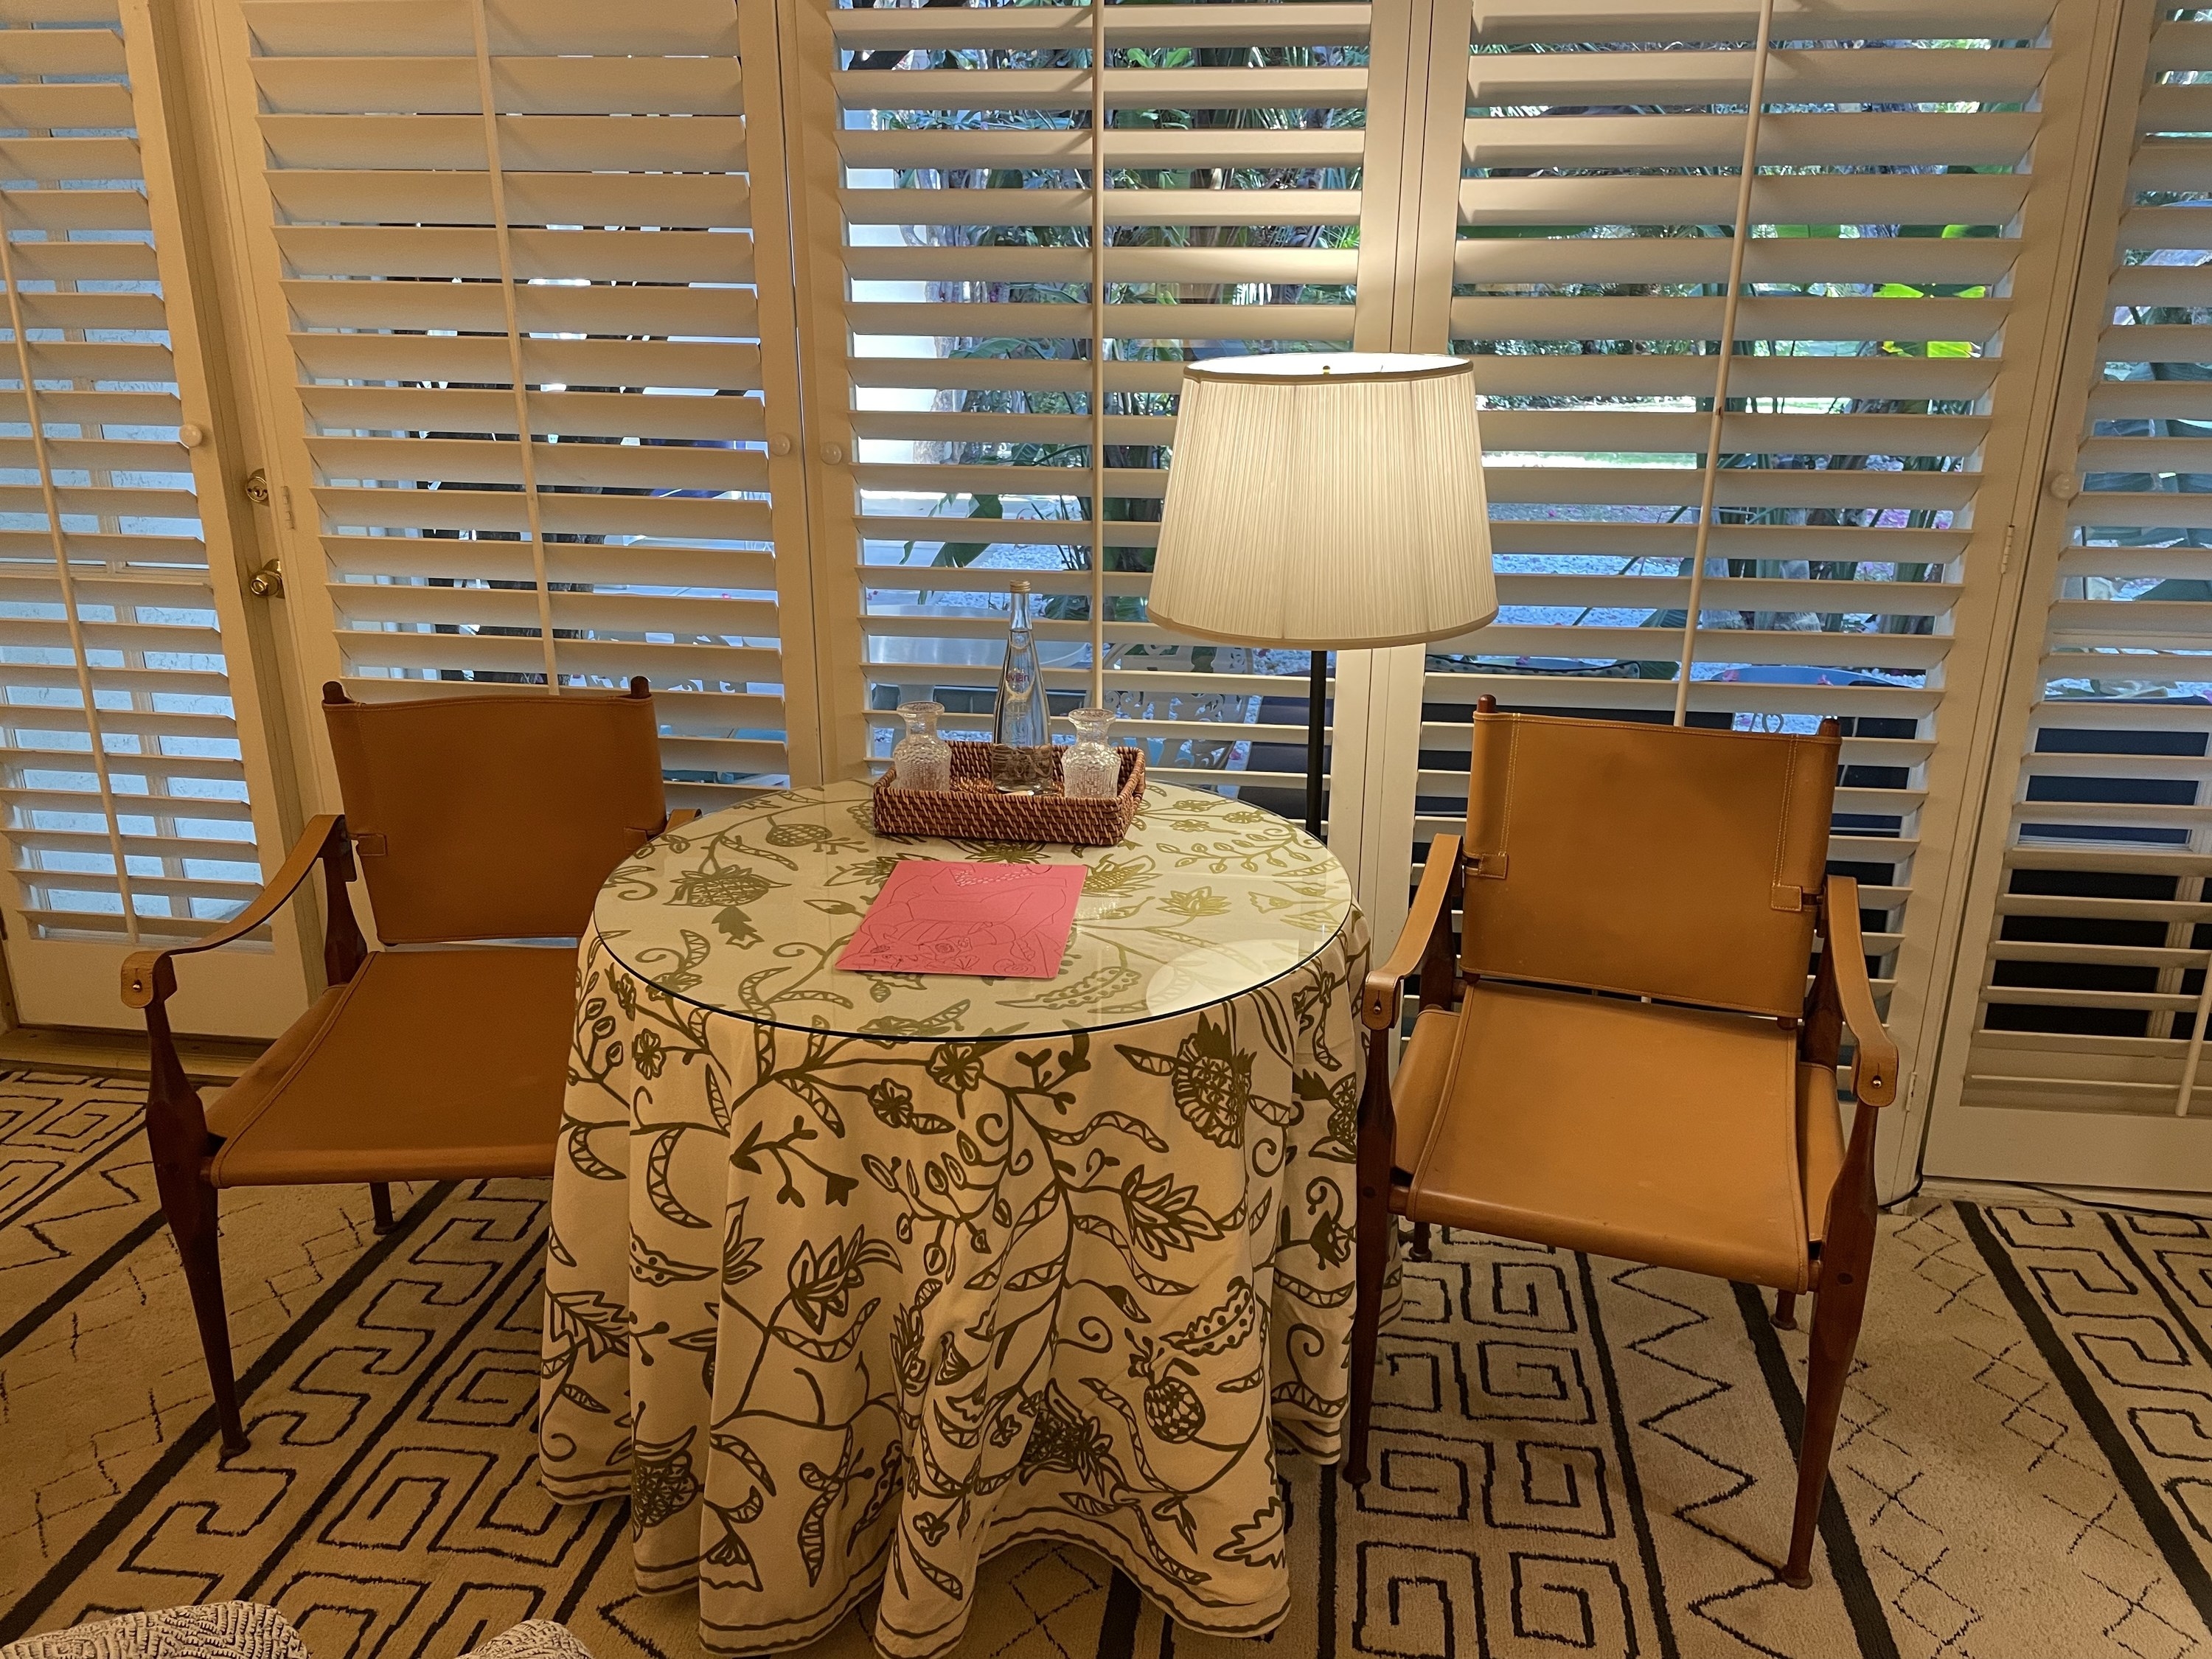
[
  {"left": 178, "top": 422, "right": 205, "bottom": 449},
  {"left": 2048, "top": 471, "right": 2080, "bottom": 501},
  {"left": 823, "top": 442, "right": 845, "bottom": 465},
  {"left": 770, "top": 434, "right": 793, "bottom": 456}
]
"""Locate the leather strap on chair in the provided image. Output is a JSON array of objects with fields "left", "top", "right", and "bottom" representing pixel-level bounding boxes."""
[{"left": 1462, "top": 714, "right": 1514, "bottom": 881}]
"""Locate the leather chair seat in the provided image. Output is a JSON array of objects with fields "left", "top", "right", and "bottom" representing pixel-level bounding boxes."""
[
  {"left": 204, "top": 947, "right": 577, "bottom": 1187},
  {"left": 1396, "top": 980, "right": 1846, "bottom": 1293}
]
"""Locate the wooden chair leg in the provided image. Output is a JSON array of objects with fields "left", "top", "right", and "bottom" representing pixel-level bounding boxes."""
[
  {"left": 1408, "top": 1220, "right": 1432, "bottom": 1262},
  {"left": 1346, "top": 1194, "right": 1388, "bottom": 1489},
  {"left": 136, "top": 974, "right": 251, "bottom": 1456},
  {"left": 1350, "top": 990, "right": 1413, "bottom": 1492},
  {"left": 369, "top": 1182, "right": 394, "bottom": 1234},
  {"left": 1784, "top": 1262, "right": 1872, "bottom": 1587},
  {"left": 163, "top": 1178, "right": 248, "bottom": 1455},
  {"left": 1348, "top": 1020, "right": 1402, "bottom": 1490},
  {"left": 1772, "top": 1290, "right": 1797, "bottom": 1330}
]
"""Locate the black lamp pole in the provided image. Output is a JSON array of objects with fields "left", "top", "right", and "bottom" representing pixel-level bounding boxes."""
[{"left": 1304, "top": 647, "right": 1326, "bottom": 840}]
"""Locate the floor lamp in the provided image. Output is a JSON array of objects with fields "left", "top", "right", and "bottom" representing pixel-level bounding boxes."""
[{"left": 1149, "top": 355, "right": 1496, "bottom": 840}]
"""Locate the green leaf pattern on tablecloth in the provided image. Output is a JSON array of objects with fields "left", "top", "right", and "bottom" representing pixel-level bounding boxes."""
[
  {"left": 588, "top": 783, "right": 1352, "bottom": 1042},
  {"left": 539, "top": 908, "right": 1371, "bottom": 1658}
]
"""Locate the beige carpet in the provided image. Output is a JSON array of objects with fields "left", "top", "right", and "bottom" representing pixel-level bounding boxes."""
[{"left": 1, "top": 1067, "right": 2208, "bottom": 1658}]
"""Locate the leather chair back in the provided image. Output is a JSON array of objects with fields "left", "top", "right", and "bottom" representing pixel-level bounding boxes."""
[
  {"left": 1461, "top": 710, "right": 1838, "bottom": 1018},
  {"left": 322, "top": 683, "right": 668, "bottom": 944}
]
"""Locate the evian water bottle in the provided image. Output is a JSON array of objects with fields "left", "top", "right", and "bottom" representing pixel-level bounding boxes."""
[{"left": 992, "top": 580, "right": 1048, "bottom": 751}]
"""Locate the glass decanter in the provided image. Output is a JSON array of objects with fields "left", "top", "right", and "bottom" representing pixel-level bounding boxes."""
[
  {"left": 1061, "top": 706, "right": 1121, "bottom": 799},
  {"left": 891, "top": 699, "right": 952, "bottom": 792},
  {"left": 992, "top": 580, "right": 1048, "bottom": 751}
]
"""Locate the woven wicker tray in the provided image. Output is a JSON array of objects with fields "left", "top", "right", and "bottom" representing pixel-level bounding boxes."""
[{"left": 871, "top": 740, "right": 1144, "bottom": 846}]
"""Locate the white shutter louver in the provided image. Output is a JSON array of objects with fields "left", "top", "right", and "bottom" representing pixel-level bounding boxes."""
[
  {"left": 785, "top": 0, "right": 1408, "bottom": 813},
  {"left": 1402, "top": 0, "right": 2088, "bottom": 1082},
  {"left": 0, "top": 0, "right": 305, "bottom": 1033},
  {"left": 1945, "top": 4, "right": 2212, "bottom": 1154},
  {"left": 236, "top": 0, "right": 816, "bottom": 803}
]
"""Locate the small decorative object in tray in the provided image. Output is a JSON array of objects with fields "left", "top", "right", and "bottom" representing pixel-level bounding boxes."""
[{"left": 871, "top": 740, "right": 1145, "bottom": 846}]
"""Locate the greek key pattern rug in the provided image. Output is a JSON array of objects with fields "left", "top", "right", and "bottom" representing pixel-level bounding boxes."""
[{"left": 2, "top": 1068, "right": 2208, "bottom": 1659}]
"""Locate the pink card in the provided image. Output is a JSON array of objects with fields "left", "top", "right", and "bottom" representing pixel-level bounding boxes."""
[{"left": 837, "top": 859, "right": 1088, "bottom": 980}]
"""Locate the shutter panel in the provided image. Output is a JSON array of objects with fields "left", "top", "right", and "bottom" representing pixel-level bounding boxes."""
[
  {"left": 0, "top": 0, "right": 307, "bottom": 1034},
  {"left": 1400, "top": 0, "right": 2093, "bottom": 1094},
  {"left": 782, "top": 0, "right": 1411, "bottom": 808},
  {"left": 1942, "top": 3, "right": 2212, "bottom": 1161},
  {"left": 234, "top": 0, "right": 816, "bottom": 803}
]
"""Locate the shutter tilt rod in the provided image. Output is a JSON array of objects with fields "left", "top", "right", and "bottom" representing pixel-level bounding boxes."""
[
  {"left": 469, "top": 0, "right": 560, "bottom": 691},
  {"left": 0, "top": 193, "right": 140, "bottom": 942},
  {"left": 1087, "top": 0, "right": 1108, "bottom": 709},
  {"left": 1672, "top": 0, "right": 1776, "bottom": 727},
  {"left": 2175, "top": 956, "right": 2212, "bottom": 1116}
]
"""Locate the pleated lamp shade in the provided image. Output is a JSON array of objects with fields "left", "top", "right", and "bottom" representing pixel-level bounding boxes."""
[{"left": 1150, "top": 353, "right": 1495, "bottom": 650}]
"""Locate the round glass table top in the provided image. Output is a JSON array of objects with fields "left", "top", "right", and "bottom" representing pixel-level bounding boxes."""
[{"left": 592, "top": 779, "right": 1355, "bottom": 1039}]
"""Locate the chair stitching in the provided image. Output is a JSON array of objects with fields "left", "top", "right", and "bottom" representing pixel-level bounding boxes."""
[
  {"left": 324, "top": 709, "right": 383, "bottom": 846},
  {"left": 1771, "top": 737, "right": 1798, "bottom": 901},
  {"left": 1469, "top": 715, "right": 1516, "bottom": 881},
  {"left": 1501, "top": 719, "right": 1517, "bottom": 866}
]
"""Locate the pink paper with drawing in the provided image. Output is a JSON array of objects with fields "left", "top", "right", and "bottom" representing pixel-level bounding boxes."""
[{"left": 837, "top": 859, "right": 1088, "bottom": 979}]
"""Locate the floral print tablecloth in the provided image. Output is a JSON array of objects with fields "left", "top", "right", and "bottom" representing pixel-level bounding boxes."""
[{"left": 538, "top": 792, "right": 1371, "bottom": 1656}]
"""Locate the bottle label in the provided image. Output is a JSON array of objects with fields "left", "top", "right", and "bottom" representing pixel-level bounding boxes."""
[{"left": 1004, "top": 667, "right": 1033, "bottom": 695}]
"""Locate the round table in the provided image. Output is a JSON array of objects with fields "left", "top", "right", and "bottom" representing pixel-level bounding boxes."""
[{"left": 538, "top": 780, "right": 1368, "bottom": 1658}]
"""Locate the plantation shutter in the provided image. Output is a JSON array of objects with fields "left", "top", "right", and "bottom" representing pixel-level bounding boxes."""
[
  {"left": 231, "top": 0, "right": 817, "bottom": 805},
  {"left": 779, "top": 0, "right": 1413, "bottom": 815},
  {"left": 1935, "top": 3, "right": 2212, "bottom": 1175},
  {"left": 0, "top": 0, "right": 306, "bottom": 1034},
  {"left": 1393, "top": 0, "right": 2107, "bottom": 1130}
]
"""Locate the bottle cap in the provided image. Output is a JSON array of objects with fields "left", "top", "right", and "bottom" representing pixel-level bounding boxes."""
[{"left": 1009, "top": 579, "right": 1030, "bottom": 593}]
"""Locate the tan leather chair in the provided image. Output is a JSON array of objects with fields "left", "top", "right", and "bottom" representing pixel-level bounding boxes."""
[
  {"left": 1348, "top": 699, "right": 1898, "bottom": 1589},
  {"left": 122, "top": 679, "right": 689, "bottom": 1456}
]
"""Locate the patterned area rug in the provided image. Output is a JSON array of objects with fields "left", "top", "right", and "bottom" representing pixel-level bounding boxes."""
[{"left": 3, "top": 1068, "right": 2210, "bottom": 1659}]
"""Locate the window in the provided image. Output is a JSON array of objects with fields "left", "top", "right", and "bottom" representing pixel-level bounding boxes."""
[
  {"left": 785, "top": 0, "right": 1410, "bottom": 822},
  {"left": 0, "top": 0, "right": 295, "bottom": 1032},
  {"left": 1950, "top": 1, "right": 2212, "bottom": 1136},
  {"left": 29, "top": 0, "right": 2174, "bottom": 1139},
  {"left": 232, "top": 0, "right": 816, "bottom": 807},
  {"left": 1397, "top": 0, "right": 2099, "bottom": 1153}
]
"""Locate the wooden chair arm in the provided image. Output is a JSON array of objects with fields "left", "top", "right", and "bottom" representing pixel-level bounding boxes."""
[
  {"left": 1820, "top": 874, "right": 1899, "bottom": 1107},
  {"left": 1363, "top": 834, "right": 1461, "bottom": 1031},
  {"left": 122, "top": 814, "right": 348, "bottom": 1011},
  {"left": 664, "top": 807, "right": 703, "bottom": 832}
]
